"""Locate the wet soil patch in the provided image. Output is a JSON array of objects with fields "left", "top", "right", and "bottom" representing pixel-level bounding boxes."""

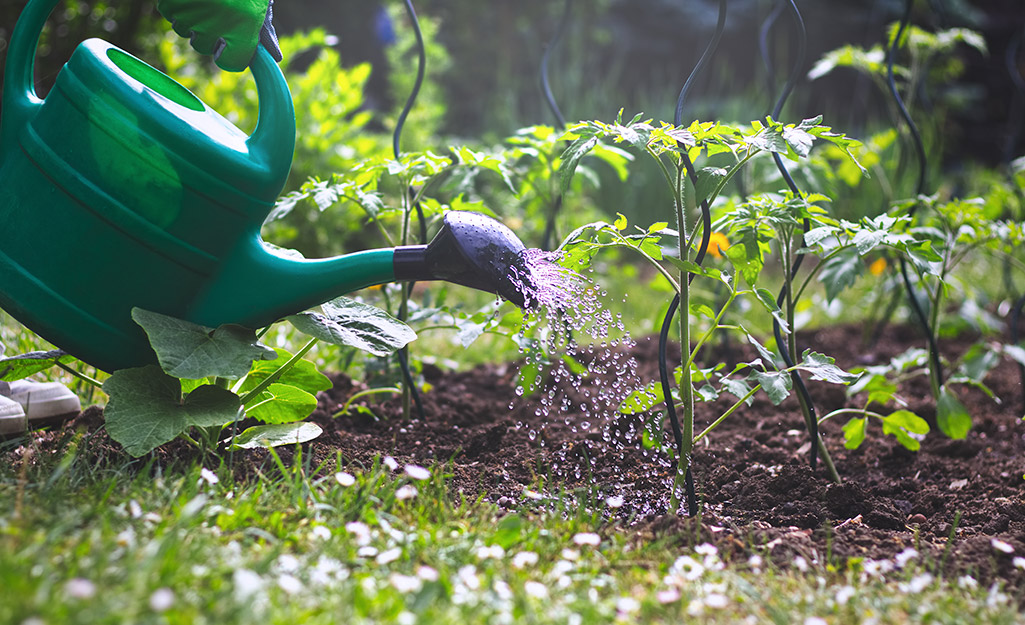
[{"left": 15, "top": 323, "right": 1025, "bottom": 587}]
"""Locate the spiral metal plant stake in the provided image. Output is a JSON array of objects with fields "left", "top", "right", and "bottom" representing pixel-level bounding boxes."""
[
  {"left": 887, "top": 0, "right": 944, "bottom": 394},
  {"left": 758, "top": 0, "right": 785, "bottom": 98},
  {"left": 1005, "top": 26, "right": 1025, "bottom": 414},
  {"left": 394, "top": 0, "right": 429, "bottom": 420},
  {"left": 761, "top": 0, "right": 840, "bottom": 480},
  {"left": 656, "top": 0, "right": 727, "bottom": 517},
  {"left": 539, "top": 0, "right": 574, "bottom": 251}
]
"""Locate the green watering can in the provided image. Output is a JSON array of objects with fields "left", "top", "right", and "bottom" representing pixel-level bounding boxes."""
[{"left": 0, "top": 0, "right": 530, "bottom": 373}]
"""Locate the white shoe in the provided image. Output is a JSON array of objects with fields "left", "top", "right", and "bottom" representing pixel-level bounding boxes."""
[
  {"left": 5, "top": 380, "right": 82, "bottom": 423},
  {"left": 0, "top": 394, "right": 28, "bottom": 436}
]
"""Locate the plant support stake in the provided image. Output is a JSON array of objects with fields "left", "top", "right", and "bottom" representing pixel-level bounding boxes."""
[{"left": 762, "top": 0, "right": 841, "bottom": 482}]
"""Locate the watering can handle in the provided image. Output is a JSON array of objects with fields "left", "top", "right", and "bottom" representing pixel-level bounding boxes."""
[
  {"left": 246, "top": 45, "right": 296, "bottom": 178},
  {"left": 1, "top": 0, "right": 295, "bottom": 173},
  {"left": 0, "top": 0, "right": 57, "bottom": 143}
]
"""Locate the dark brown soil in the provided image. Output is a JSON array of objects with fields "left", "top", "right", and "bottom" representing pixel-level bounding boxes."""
[
  {"left": 308, "top": 323, "right": 1025, "bottom": 587},
  {"left": 17, "top": 323, "right": 1025, "bottom": 587}
]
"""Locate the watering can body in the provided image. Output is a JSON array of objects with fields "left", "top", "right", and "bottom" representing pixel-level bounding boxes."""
[
  {"left": 1, "top": 0, "right": 532, "bottom": 374},
  {"left": 0, "top": 0, "right": 405, "bottom": 372}
]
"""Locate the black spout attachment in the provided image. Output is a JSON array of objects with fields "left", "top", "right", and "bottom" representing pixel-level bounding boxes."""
[{"left": 393, "top": 212, "right": 529, "bottom": 308}]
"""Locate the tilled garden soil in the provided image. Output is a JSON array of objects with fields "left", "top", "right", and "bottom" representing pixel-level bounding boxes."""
[
  {"left": 309, "top": 323, "right": 1025, "bottom": 587},
  {"left": 26, "top": 323, "right": 1025, "bottom": 587}
]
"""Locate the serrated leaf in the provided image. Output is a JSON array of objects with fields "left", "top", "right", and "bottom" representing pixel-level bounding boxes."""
[
  {"left": 132, "top": 308, "right": 275, "bottom": 380},
  {"left": 719, "top": 377, "right": 754, "bottom": 404},
  {"left": 103, "top": 366, "right": 240, "bottom": 457},
  {"left": 936, "top": 386, "right": 971, "bottom": 439},
  {"left": 746, "top": 333, "right": 779, "bottom": 366},
  {"left": 749, "top": 370, "right": 792, "bottom": 405},
  {"left": 231, "top": 422, "right": 323, "bottom": 449},
  {"left": 748, "top": 126, "right": 788, "bottom": 154},
  {"left": 796, "top": 350, "right": 861, "bottom": 385},
  {"left": 753, "top": 288, "right": 790, "bottom": 334},
  {"left": 0, "top": 350, "right": 70, "bottom": 381},
  {"left": 818, "top": 248, "right": 863, "bottom": 302},
  {"left": 783, "top": 125, "right": 815, "bottom": 158},
  {"left": 695, "top": 167, "right": 728, "bottom": 205},
  {"left": 842, "top": 417, "right": 867, "bottom": 449},
  {"left": 723, "top": 234, "right": 764, "bottom": 286},
  {"left": 288, "top": 297, "right": 416, "bottom": 357}
]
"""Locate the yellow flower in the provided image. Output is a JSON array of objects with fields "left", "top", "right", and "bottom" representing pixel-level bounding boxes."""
[
  {"left": 869, "top": 257, "right": 887, "bottom": 276},
  {"left": 707, "top": 232, "right": 730, "bottom": 259}
]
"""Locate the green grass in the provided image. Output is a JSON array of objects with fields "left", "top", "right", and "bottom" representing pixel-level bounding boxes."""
[{"left": 2, "top": 441, "right": 1023, "bottom": 625}]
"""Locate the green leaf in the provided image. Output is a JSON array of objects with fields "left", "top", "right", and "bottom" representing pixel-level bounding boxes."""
[
  {"left": 131, "top": 308, "right": 275, "bottom": 380},
  {"left": 184, "top": 385, "right": 244, "bottom": 427},
  {"left": 560, "top": 135, "right": 599, "bottom": 193},
  {"left": 231, "top": 422, "right": 323, "bottom": 449},
  {"left": 0, "top": 350, "right": 70, "bottom": 381},
  {"left": 719, "top": 377, "right": 754, "bottom": 404},
  {"left": 620, "top": 383, "right": 664, "bottom": 415},
  {"left": 958, "top": 342, "right": 1000, "bottom": 384},
  {"left": 882, "top": 410, "right": 930, "bottom": 435},
  {"left": 491, "top": 514, "right": 523, "bottom": 549},
  {"left": 288, "top": 297, "right": 416, "bottom": 357},
  {"left": 748, "top": 126, "right": 787, "bottom": 154},
  {"left": 783, "top": 125, "right": 815, "bottom": 158},
  {"left": 745, "top": 332, "right": 779, "bottom": 366},
  {"left": 245, "top": 383, "right": 319, "bottom": 424},
  {"left": 753, "top": 288, "right": 790, "bottom": 334},
  {"left": 749, "top": 370, "right": 792, "bottom": 405},
  {"left": 796, "top": 350, "right": 861, "bottom": 385},
  {"left": 877, "top": 409, "right": 926, "bottom": 446},
  {"left": 663, "top": 256, "right": 723, "bottom": 281},
  {"left": 690, "top": 303, "right": 717, "bottom": 320},
  {"left": 242, "top": 348, "right": 332, "bottom": 396},
  {"left": 1003, "top": 344, "right": 1025, "bottom": 367},
  {"left": 103, "top": 366, "right": 240, "bottom": 457},
  {"left": 614, "top": 213, "right": 628, "bottom": 231},
  {"left": 842, "top": 417, "right": 867, "bottom": 449},
  {"left": 818, "top": 248, "right": 863, "bottom": 303},
  {"left": 936, "top": 386, "right": 971, "bottom": 439},
  {"left": 723, "top": 234, "right": 764, "bottom": 286},
  {"left": 695, "top": 167, "right": 728, "bottom": 205}
]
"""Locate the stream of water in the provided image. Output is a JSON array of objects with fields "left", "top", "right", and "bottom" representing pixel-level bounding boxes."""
[{"left": 506, "top": 249, "right": 673, "bottom": 487}]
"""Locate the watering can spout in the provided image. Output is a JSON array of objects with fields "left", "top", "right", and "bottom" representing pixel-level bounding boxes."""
[
  {"left": 189, "top": 212, "right": 531, "bottom": 330},
  {"left": 393, "top": 211, "right": 530, "bottom": 308}
]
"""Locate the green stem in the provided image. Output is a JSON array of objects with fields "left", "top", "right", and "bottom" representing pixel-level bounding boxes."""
[
  {"left": 684, "top": 289, "right": 738, "bottom": 375},
  {"left": 693, "top": 383, "right": 761, "bottom": 443},
  {"left": 674, "top": 155, "right": 694, "bottom": 514},
  {"left": 333, "top": 387, "right": 403, "bottom": 418},
  {"left": 55, "top": 362, "right": 103, "bottom": 389},
  {"left": 784, "top": 230, "right": 842, "bottom": 484},
  {"left": 817, "top": 407, "right": 888, "bottom": 425},
  {"left": 238, "top": 338, "right": 319, "bottom": 406}
]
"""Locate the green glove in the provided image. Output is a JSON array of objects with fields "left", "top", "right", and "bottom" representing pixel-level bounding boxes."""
[{"left": 156, "top": 0, "right": 282, "bottom": 72}]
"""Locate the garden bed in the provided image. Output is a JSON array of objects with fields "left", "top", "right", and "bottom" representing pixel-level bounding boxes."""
[{"left": 40, "top": 322, "right": 1025, "bottom": 589}]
